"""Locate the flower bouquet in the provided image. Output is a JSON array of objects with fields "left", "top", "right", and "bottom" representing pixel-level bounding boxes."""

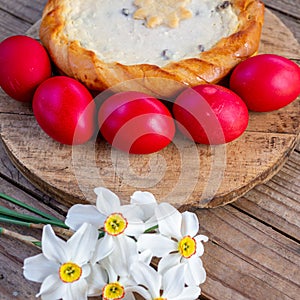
[{"left": 1, "top": 187, "right": 207, "bottom": 300}]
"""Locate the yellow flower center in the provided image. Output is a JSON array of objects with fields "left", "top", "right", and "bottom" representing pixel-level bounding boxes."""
[
  {"left": 102, "top": 282, "right": 125, "bottom": 300},
  {"left": 178, "top": 235, "right": 197, "bottom": 258},
  {"left": 153, "top": 298, "right": 166, "bottom": 300},
  {"left": 59, "top": 262, "right": 82, "bottom": 283},
  {"left": 104, "top": 213, "right": 128, "bottom": 236}
]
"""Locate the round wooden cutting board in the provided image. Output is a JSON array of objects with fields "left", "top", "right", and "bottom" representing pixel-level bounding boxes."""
[{"left": 0, "top": 10, "right": 299, "bottom": 208}]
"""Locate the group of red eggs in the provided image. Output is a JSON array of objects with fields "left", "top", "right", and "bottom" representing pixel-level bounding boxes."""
[{"left": 1, "top": 35, "right": 299, "bottom": 154}]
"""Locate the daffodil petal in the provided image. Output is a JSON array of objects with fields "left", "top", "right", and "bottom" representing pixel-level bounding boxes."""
[
  {"left": 126, "top": 285, "right": 152, "bottom": 300},
  {"left": 65, "top": 204, "right": 106, "bottom": 230},
  {"left": 94, "top": 187, "right": 121, "bottom": 215},
  {"left": 67, "top": 223, "right": 98, "bottom": 264},
  {"left": 91, "top": 234, "right": 114, "bottom": 263},
  {"left": 81, "top": 264, "right": 91, "bottom": 279},
  {"left": 121, "top": 274, "right": 138, "bottom": 287},
  {"left": 130, "top": 191, "right": 157, "bottom": 205},
  {"left": 196, "top": 234, "right": 209, "bottom": 242},
  {"left": 42, "top": 225, "right": 68, "bottom": 263},
  {"left": 138, "top": 249, "right": 153, "bottom": 265},
  {"left": 120, "top": 204, "right": 144, "bottom": 220},
  {"left": 137, "top": 233, "right": 177, "bottom": 257},
  {"left": 130, "top": 191, "right": 157, "bottom": 220},
  {"left": 145, "top": 215, "right": 158, "bottom": 230},
  {"left": 87, "top": 264, "right": 108, "bottom": 296},
  {"left": 157, "top": 253, "right": 181, "bottom": 274},
  {"left": 181, "top": 211, "right": 199, "bottom": 237},
  {"left": 155, "top": 203, "right": 182, "bottom": 240},
  {"left": 172, "top": 285, "right": 201, "bottom": 300},
  {"left": 23, "top": 253, "right": 59, "bottom": 283},
  {"left": 64, "top": 279, "right": 88, "bottom": 300},
  {"left": 195, "top": 234, "right": 209, "bottom": 256},
  {"left": 124, "top": 289, "right": 142, "bottom": 300},
  {"left": 36, "top": 273, "right": 66, "bottom": 300},
  {"left": 125, "top": 218, "right": 145, "bottom": 236},
  {"left": 131, "top": 262, "right": 161, "bottom": 298},
  {"left": 109, "top": 235, "right": 138, "bottom": 276},
  {"left": 162, "top": 263, "right": 185, "bottom": 298},
  {"left": 186, "top": 257, "right": 206, "bottom": 286}
]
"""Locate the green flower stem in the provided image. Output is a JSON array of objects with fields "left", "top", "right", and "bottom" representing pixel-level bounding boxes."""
[
  {"left": 0, "top": 226, "right": 41, "bottom": 248},
  {"left": 0, "top": 215, "right": 73, "bottom": 239},
  {"left": 0, "top": 192, "right": 63, "bottom": 223},
  {"left": 0, "top": 215, "right": 33, "bottom": 227},
  {"left": 0, "top": 206, "right": 68, "bottom": 228},
  {"left": 30, "top": 223, "right": 74, "bottom": 239}
]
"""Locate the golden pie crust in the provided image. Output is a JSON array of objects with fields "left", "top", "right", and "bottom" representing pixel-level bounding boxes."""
[{"left": 39, "top": 0, "right": 264, "bottom": 98}]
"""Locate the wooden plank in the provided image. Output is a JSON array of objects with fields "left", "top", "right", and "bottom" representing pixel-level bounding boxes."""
[
  {"left": 232, "top": 149, "right": 300, "bottom": 241},
  {"left": 0, "top": 0, "right": 46, "bottom": 41},
  {"left": 0, "top": 9, "right": 31, "bottom": 40},
  {"left": 233, "top": 185, "right": 300, "bottom": 241},
  {"left": 0, "top": 239, "right": 41, "bottom": 300},
  {"left": 264, "top": 0, "right": 300, "bottom": 20},
  {"left": 268, "top": 10, "right": 300, "bottom": 43},
  {"left": 0, "top": 0, "right": 47, "bottom": 24},
  {"left": 198, "top": 206, "right": 300, "bottom": 300}
]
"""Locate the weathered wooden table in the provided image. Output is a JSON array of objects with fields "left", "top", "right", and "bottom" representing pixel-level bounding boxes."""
[{"left": 0, "top": 0, "right": 299, "bottom": 299}]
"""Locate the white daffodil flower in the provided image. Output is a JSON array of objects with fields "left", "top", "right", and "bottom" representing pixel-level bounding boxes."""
[
  {"left": 131, "top": 261, "right": 201, "bottom": 300},
  {"left": 88, "top": 235, "right": 155, "bottom": 299},
  {"left": 88, "top": 253, "right": 140, "bottom": 300},
  {"left": 65, "top": 187, "right": 146, "bottom": 279},
  {"left": 130, "top": 191, "right": 158, "bottom": 229},
  {"left": 65, "top": 187, "right": 145, "bottom": 237},
  {"left": 23, "top": 223, "right": 100, "bottom": 300},
  {"left": 137, "top": 203, "right": 208, "bottom": 286},
  {"left": 86, "top": 235, "right": 138, "bottom": 297}
]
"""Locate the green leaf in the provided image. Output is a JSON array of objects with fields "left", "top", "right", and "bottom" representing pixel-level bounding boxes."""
[
  {"left": 144, "top": 224, "right": 158, "bottom": 233},
  {"left": 0, "top": 206, "right": 68, "bottom": 228},
  {"left": 0, "top": 192, "right": 63, "bottom": 223},
  {"left": 32, "top": 241, "right": 42, "bottom": 247}
]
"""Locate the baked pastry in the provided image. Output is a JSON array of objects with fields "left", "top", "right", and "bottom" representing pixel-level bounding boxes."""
[{"left": 39, "top": 0, "right": 264, "bottom": 98}]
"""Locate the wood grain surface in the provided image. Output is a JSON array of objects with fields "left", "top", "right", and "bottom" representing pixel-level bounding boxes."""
[
  {"left": 0, "top": 9, "right": 299, "bottom": 209},
  {"left": 0, "top": 1, "right": 300, "bottom": 299}
]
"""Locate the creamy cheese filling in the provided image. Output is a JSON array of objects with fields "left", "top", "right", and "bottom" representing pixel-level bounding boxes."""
[{"left": 63, "top": 0, "right": 239, "bottom": 66}]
